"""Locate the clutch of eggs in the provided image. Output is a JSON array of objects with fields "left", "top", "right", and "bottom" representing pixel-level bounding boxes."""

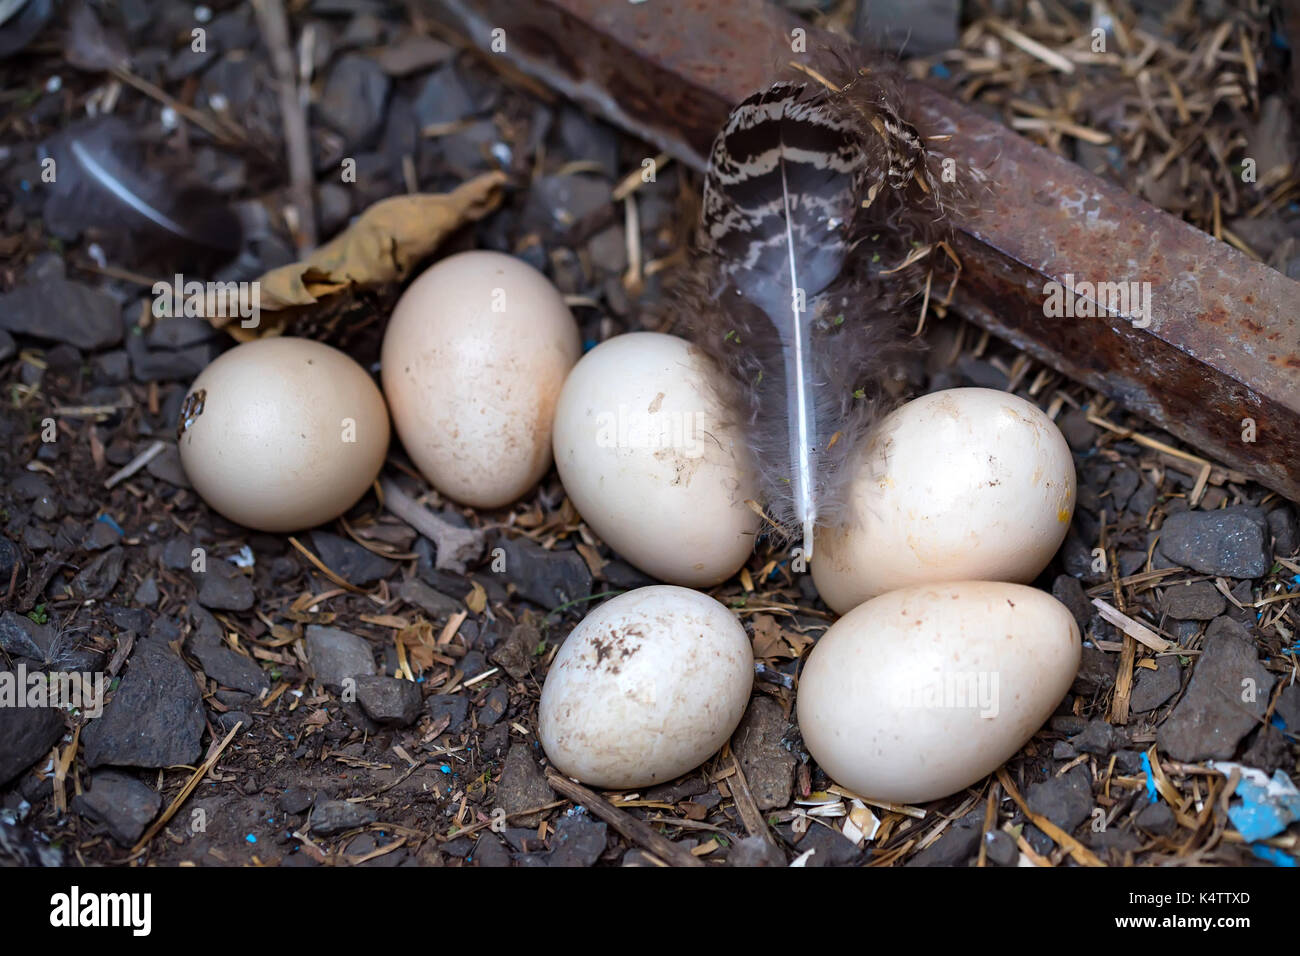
[
  {"left": 381, "top": 250, "right": 582, "bottom": 509},
  {"left": 812, "top": 387, "right": 1076, "bottom": 615},
  {"left": 538, "top": 585, "right": 753, "bottom": 789},
  {"left": 551, "top": 332, "right": 759, "bottom": 587},
  {"left": 177, "top": 337, "right": 389, "bottom": 533},
  {"left": 797, "top": 580, "right": 1081, "bottom": 805}
]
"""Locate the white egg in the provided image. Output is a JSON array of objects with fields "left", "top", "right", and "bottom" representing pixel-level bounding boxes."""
[
  {"left": 381, "top": 251, "right": 581, "bottom": 509},
  {"left": 797, "top": 581, "right": 1080, "bottom": 805},
  {"left": 178, "top": 337, "right": 389, "bottom": 533},
  {"left": 539, "top": 585, "right": 753, "bottom": 789},
  {"left": 812, "top": 387, "right": 1075, "bottom": 614},
  {"left": 552, "top": 332, "right": 758, "bottom": 586}
]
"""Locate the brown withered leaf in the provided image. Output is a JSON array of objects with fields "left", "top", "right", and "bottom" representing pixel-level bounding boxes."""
[{"left": 208, "top": 171, "right": 508, "bottom": 340}]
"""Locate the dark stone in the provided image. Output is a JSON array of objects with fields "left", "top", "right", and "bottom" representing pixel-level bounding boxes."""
[
  {"left": 601, "top": 560, "right": 657, "bottom": 590},
  {"left": 908, "top": 807, "right": 985, "bottom": 866},
  {"left": 1069, "top": 719, "right": 1127, "bottom": 756},
  {"left": 0, "top": 536, "right": 21, "bottom": 586},
  {"left": 984, "top": 829, "right": 1018, "bottom": 866},
  {"left": 496, "top": 744, "right": 554, "bottom": 828},
  {"left": 473, "top": 834, "right": 512, "bottom": 867},
  {"left": 318, "top": 53, "right": 390, "bottom": 149},
  {"left": 731, "top": 696, "right": 795, "bottom": 811},
  {"left": 133, "top": 577, "right": 159, "bottom": 605},
  {"left": 0, "top": 611, "right": 47, "bottom": 660},
  {"left": 1072, "top": 645, "right": 1117, "bottom": 695},
  {"left": 1275, "top": 684, "right": 1300, "bottom": 734},
  {"left": 1052, "top": 740, "right": 1077, "bottom": 760},
  {"left": 1135, "top": 801, "right": 1176, "bottom": 835},
  {"left": 547, "top": 815, "right": 607, "bottom": 866},
  {"left": 491, "top": 614, "right": 539, "bottom": 680},
  {"left": 1157, "top": 617, "right": 1274, "bottom": 761},
  {"left": 428, "top": 694, "right": 470, "bottom": 733},
  {"left": 1241, "top": 724, "right": 1290, "bottom": 774},
  {"left": 146, "top": 444, "right": 190, "bottom": 488},
  {"left": 82, "top": 640, "right": 205, "bottom": 768},
  {"left": 309, "top": 799, "right": 377, "bottom": 836},
  {"left": 278, "top": 788, "right": 314, "bottom": 814},
  {"left": 72, "top": 546, "right": 125, "bottom": 600},
  {"left": 1157, "top": 507, "right": 1271, "bottom": 578},
  {"left": 0, "top": 329, "right": 13, "bottom": 362},
  {"left": 309, "top": 531, "right": 397, "bottom": 586},
  {"left": 1026, "top": 765, "right": 1093, "bottom": 836},
  {"left": 163, "top": 536, "right": 196, "bottom": 570},
  {"left": 728, "top": 835, "right": 788, "bottom": 867},
  {"left": 72, "top": 770, "right": 161, "bottom": 845},
  {"left": 497, "top": 535, "right": 592, "bottom": 610},
  {"left": 186, "top": 607, "right": 268, "bottom": 695},
  {"left": 412, "top": 63, "right": 480, "bottom": 128},
  {"left": 477, "top": 684, "right": 509, "bottom": 727},
  {"left": 796, "top": 822, "right": 865, "bottom": 867},
  {"left": 1087, "top": 828, "right": 1140, "bottom": 856},
  {"left": 1130, "top": 659, "right": 1181, "bottom": 713},
  {"left": 0, "top": 278, "right": 121, "bottom": 349},
  {"left": 1051, "top": 574, "right": 1092, "bottom": 631},
  {"left": 217, "top": 711, "right": 250, "bottom": 735},
  {"left": 399, "top": 577, "right": 461, "bottom": 619},
  {"left": 193, "top": 558, "right": 254, "bottom": 611},
  {"left": 145, "top": 316, "right": 219, "bottom": 350},
  {"left": 305, "top": 625, "right": 376, "bottom": 692},
  {"left": 1114, "top": 750, "right": 1145, "bottom": 775},
  {"left": 0, "top": 685, "right": 64, "bottom": 787},
  {"left": 1268, "top": 506, "right": 1298, "bottom": 556},
  {"left": 355, "top": 675, "right": 422, "bottom": 727},
  {"left": 1161, "top": 581, "right": 1226, "bottom": 621}
]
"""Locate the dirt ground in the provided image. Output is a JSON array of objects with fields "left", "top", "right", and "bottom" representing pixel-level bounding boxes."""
[{"left": 0, "top": 0, "right": 1297, "bottom": 868}]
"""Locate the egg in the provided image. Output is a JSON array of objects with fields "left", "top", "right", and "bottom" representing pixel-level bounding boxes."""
[
  {"left": 381, "top": 250, "right": 581, "bottom": 509},
  {"left": 812, "top": 387, "right": 1075, "bottom": 614},
  {"left": 552, "top": 332, "right": 759, "bottom": 586},
  {"left": 539, "top": 585, "right": 753, "bottom": 789},
  {"left": 797, "top": 581, "right": 1080, "bottom": 804},
  {"left": 178, "top": 337, "right": 389, "bottom": 533}
]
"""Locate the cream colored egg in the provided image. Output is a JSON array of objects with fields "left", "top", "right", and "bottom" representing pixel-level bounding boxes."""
[
  {"left": 539, "top": 586, "right": 753, "bottom": 789},
  {"left": 552, "top": 332, "right": 758, "bottom": 587},
  {"left": 178, "top": 337, "right": 389, "bottom": 533},
  {"left": 381, "top": 251, "right": 581, "bottom": 509},
  {"left": 813, "top": 387, "right": 1075, "bottom": 615},
  {"left": 797, "top": 581, "right": 1080, "bottom": 804}
]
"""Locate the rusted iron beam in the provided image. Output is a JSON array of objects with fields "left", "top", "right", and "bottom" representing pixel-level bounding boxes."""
[{"left": 423, "top": 0, "right": 1300, "bottom": 502}]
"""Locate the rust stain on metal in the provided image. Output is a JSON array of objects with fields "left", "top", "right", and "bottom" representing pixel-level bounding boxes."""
[{"left": 427, "top": 0, "right": 1300, "bottom": 502}]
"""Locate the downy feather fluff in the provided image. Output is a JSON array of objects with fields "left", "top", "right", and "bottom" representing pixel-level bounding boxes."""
[{"left": 670, "top": 59, "right": 974, "bottom": 558}]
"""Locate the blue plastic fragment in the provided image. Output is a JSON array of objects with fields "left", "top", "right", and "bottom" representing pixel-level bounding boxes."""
[
  {"left": 96, "top": 513, "right": 125, "bottom": 536},
  {"left": 1250, "top": 844, "right": 1296, "bottom": 867},
  {"left": 930, "top": 63, "right": 951, "bottom": 78},
  {"left": 1139, "top": 752, "right": 1159, "bottom": 802},
  {"left": 245, "top": 834, "right": 257, "bottom": 844},
  {"left": 440, "top": 764, "right": 451, "bottom": 774},
  {"left": 1225, "top": 769, "right": 1300, "bottom": 842}
]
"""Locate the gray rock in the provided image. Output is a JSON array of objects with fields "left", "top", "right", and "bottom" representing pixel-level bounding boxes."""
[
  {"left": 305, "top": 625, "right": 376, "bottom": 692},
  {"left": 1069, "top": 719, "right": 1128, "bottom": 755},
  {"left": 1026, "top": 765, "right": 1093, "bottom": 836},
  {"left": 133, "top": 577, "right": 159, "bottom": 606},
  {"left": 491, "top": 615, "right": 540, "bottom": 680},
  {"left": 0, "top": 329, "right": 13, "bottom": 361},
  {"left": 193, "top": 559, "right": 254, "bottom": 611},
  {"left": 0, "top": 685, "right": 65, "bottom": 787},
  {"left": 145, "top": 316, "right": 219, "bottom": 350},
  {"left": 731, "top": 696, "right": 795, "bottom": 811},
  {"left": 84, "top": 518, "right": 122, "bottom": 551},
  {"left": 984, "top": 829, "right": 1018, "bottom": 866},
  {"left": 82, "top": 640, "right": 205, "bottom": 768},
  {"left": 355, "top": 675, "right": 422, "bottom": 727},
  {"left": 72, "top": 546, "right": 125, "bottom": 600},
  {"left": 186, "top": 607, "right": 269, "bottom": 695},
  {"left": 1072, "top": 645, "right": 1117, "bottom": 695},
  {"left": 1157, "top": 617, "right": 1274, "bottom": 761},
  {"left": 797, "top": 821, "right": 865, "bottom": 866},
  {"left": 72, "top": 770, "right": 161, "bottom": 845},
  {"left": 1051, "top": 574, "right": 1092, "bottom": 631},
  {"left": 0, "top": 611, "right": 47, "bottom": 660},
  {"left": 146, "top": 443, "right": 190, "bottom": 488},
  {"left": 1275, "top": 683, "right": 1300, "bottom": 734},
  {"left": 319, "top": 53, "right": 390, "bottom": 149},
  {"left": 1135, "top": 802, "right": 1175, "bottom": 835},
  {"left": 310, "top": 531, "right": 396, "bottom": 586},
  {"left": 1241, "top": 723, "right": 1290, "bottom": 774},
  {"left": 728, "top": 835, "right": 788, "bottom": 867},
  {"left": 399, "top": 577, "right": 462, "bottom": 619},
  {"left": 497, "top": 535, "right": 592, "bottom": 610},
  {"left": 1161, "top": 581, "right": 1226, "bottom": 621},
  {"left": 412, "top": 62, "right": 481, "bottom": 128},
  {"left": 0, "top": 278, "right": 121, "bottom": 349},
  {"left": 908, "top": 807, "right": 985, "bottom": 866},
  {"left": 428, "top": 694, "right": 470, "bottom": 733},
  {"left": 1130, "top": 659, "right": 1181, "bottom": 713},
  {"left": 1268, "top": 506, "right": 1298, "bottom": 556},
  {"left": 309, "top": 799, "right": 377, "bottom": 836},
  {"left": 1157, "top": 507, "right": 1271, "bottom": 578},
  {"left": 477, "top": 684, "right": 509, "bottom": 727},
  {"left": 472, "top": 834, "right": 512, "bottom": 867},
  {"left": 496, "top": 744, "right": 554, "bottom": 828},
  {"left": 547, "top": 815, "right": 607, "bottom": 866}
]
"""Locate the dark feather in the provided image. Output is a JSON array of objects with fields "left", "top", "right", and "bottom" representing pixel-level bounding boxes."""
[
  {"left": 670, "top": 56, "right": 975, "bottom": 558},
  {"left": 39, "top": 117, "right": 242, "bottom": 272}
]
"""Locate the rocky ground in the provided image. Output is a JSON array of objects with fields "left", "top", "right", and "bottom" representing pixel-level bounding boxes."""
[{"left": 0, "top": 0, "right": 1297, "bottom": 867}]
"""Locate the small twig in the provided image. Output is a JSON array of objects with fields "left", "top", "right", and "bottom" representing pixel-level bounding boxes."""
[
  {"left": 545, "top": 770, "right": 705, "bottom": 867},
  {"left": 130, "top": 721, "right": 243, "bottom": 856},
  {"left": 103, "top": 440, "right": 165, "bottom": 489},
  {"left": 379, "top": 477, "right": 485, "bottom": 573}
]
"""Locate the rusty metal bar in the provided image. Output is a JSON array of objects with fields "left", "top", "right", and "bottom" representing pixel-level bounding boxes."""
[{"left": 422, "top": 0, "right": 1300, "bottom": 502}]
